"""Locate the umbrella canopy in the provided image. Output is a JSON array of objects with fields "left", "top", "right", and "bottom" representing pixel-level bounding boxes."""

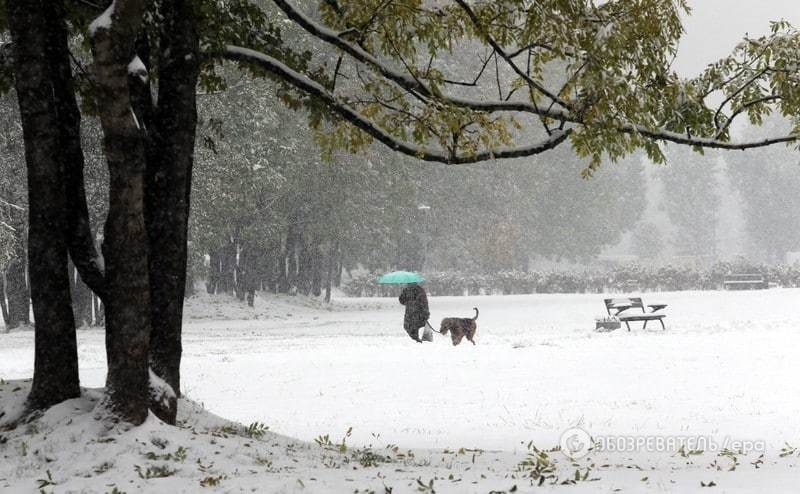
[{"left": 377, "top": 271, "right": 424, "bottom": 285}]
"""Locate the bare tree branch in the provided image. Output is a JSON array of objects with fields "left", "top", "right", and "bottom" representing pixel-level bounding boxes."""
[
  {"left": 222, "top": 45, "right": 572, "bottom": 164},
  {"left": 453, "top": 0, "right": 572, "bottom": 111},
  {"left": 269, "top": 0, "right": 569, "bottom": 119},
  {"left": 440, "top": 52, "right": 494, "bottom": 87},
  {"left": 714, "top": 94, "right": 782, "bottom": 139},
  {"left": 713, "top": 68, "right": 769, "bottom": 131},
  {"left": 628, "top": 123, "right": 797, "bottom": 150}
]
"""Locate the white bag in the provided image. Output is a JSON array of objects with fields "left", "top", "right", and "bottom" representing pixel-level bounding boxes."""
[{"left": 421, "top": 322, "right": 434, "bottom": 342}]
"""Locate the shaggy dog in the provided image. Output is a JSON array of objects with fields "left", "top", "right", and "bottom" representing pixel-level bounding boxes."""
[{"left": 439, "top": 308, "right": 479, "bottom": 346}]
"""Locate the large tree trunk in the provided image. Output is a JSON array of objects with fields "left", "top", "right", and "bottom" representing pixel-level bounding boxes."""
[
  {"left": 43, "top": 0, "right": 107, "bottom": 325},
  {"left": 7, "top": 0, "right": 80, "bottom": 410},
  {"left": 91, "top": 0, "right": 152, "bottom": 425},
  {"left": 44, "top": 3, "right": 107, "bottom": 302},
  {"left": 144, "top": 0, "right": 199, "bottom": 424}
]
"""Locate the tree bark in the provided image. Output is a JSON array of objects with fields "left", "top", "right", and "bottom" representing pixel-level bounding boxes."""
[
  {"left": 44, "top": 0, "right": 107, "bottom": 302},
  {"left": 69, "top": 262, "right": 93, "bottom": 328},
  {"left": 91, "top": 0, "right": 152, "bottom": 425},
  {"left": 42, "top": 0, "right": 107, "bottom": 327},
  {"left": 142, "top": 0, "right": 199, "bottom": 424},
  {"left": 4, "top": 244, "right": 29, "bottom": 328},
  {"left": 7, "top": 0, "right": 80, "bottom": 410}
]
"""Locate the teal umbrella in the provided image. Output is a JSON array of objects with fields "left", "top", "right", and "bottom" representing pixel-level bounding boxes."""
[{"left": 377, "top": 271, "right": 424, "bottom": 285}]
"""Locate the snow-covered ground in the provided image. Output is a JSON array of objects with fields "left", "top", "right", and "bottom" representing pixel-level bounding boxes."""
[{"left": 3, "top": 289, "right": 800, "bottom": 492}]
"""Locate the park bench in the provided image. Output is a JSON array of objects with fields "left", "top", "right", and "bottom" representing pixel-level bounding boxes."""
[
  {"left": 723, "top": 273, "right": 768, "bottom": 290},
  {"left": 604, "top": 297, "right": 667, "bottom": 331}
]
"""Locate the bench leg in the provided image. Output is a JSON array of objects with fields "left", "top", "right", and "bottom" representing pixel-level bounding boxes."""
[
  {"left": 625, "top": 321, "right": 631, "bottom": 332},
  {"left": 643, "top": 320, "right": 648, "bottom": 330},
  {"left": 659, "top": 319, "right": 665, "bottom": 330}
]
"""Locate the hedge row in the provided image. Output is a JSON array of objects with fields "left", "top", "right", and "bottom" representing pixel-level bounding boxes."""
[{"left": 342, "top": 261, "right": 800, "bottom": 297}]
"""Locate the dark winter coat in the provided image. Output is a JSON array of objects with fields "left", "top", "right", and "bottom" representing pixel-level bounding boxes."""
[{"left": 399, "top": 284, "right": 430, "bottom": 332}]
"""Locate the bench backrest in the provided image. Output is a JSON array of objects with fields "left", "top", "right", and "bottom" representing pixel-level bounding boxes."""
[{"left": 604, "top": 297, "right": 645, "bottom": 315}]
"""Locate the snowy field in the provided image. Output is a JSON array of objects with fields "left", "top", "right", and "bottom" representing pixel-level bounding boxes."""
[{"left": 3, "top": 288, "right": 800, "bottom": 492}]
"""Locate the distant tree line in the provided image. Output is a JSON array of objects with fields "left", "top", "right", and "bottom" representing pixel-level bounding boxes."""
[{"left": 343, "top": 260, "right": 800, "bottom": 297}]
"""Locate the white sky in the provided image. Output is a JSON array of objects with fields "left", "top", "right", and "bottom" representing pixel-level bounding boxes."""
[{"left": 674, "top": 0, "right": 800, "bottom": 77}]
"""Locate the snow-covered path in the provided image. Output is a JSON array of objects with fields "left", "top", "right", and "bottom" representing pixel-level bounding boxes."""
[{"left": 3, "top": 289, "right": 799, "bottom": 455}]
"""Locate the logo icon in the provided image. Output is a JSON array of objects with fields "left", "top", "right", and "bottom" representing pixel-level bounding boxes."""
[{"left": 560, "top": 427, "right": 592, "bottom": 459}]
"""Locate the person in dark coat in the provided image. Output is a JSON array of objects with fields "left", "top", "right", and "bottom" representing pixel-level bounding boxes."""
[{"left": 398, "top": 283, "right": 430, "bottom": 342}]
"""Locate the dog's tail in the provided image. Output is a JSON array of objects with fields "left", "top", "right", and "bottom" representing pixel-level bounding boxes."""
[{"left": 472, "top": 307, "right": 479, "bottom": 320}]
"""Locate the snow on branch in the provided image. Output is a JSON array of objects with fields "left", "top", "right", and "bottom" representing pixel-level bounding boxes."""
[
  {"left": 626, "top": 124, "right": 798, "bottom": 150},
  {"left": 222, "top": 45, "right": 572, "bottom": 164}
]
